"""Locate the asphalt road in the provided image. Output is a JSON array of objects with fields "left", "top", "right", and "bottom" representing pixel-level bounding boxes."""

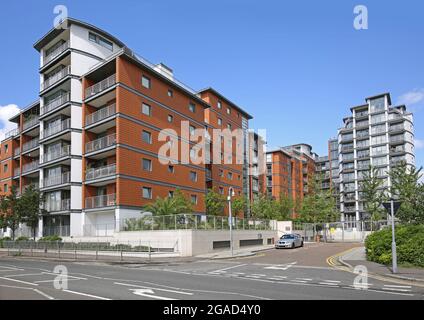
[{"left": 0, "top": 243, "right": 423, "bottom": 300}]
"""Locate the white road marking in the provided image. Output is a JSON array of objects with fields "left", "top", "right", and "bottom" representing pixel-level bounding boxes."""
[
  {"left": 0, "top": 266, "right": 24, "bottom": 271},
  {"left": 290, "top": 279, "right": 308, "bottom": 283},
  {"left": 130, "top": 288, "right": 176, "bottom": 300},
  {"left": 319, "top": 282, "right": 339, "bottom": 286},
  {"left": 41, "top": 272, "right": 87, "bottom": 280},
  {"left": 383, "top": 285, "right": 412, "bottom": 289},
  {"left": 63, "top": 289, "right": 111, "bottom": 300},
  {"left": 34, "top": 278, "right": 81, "bottom": 283},
  {"left": 6, "top": 273, "right": 46, "bottom": 278},
  {"left": 0, "top": 269, "right": 24, "bottom": 273},
  {"left": 245, "top": 275, "right": 261, "bottom": 279},
  {"left": 33, "top": 289, "right": 55, "bottom": 300},
  {"left": 212, "top": 264, "right": 247, "bottom": 273},
  {"left": 232, "top": 272, "right": 245, "bottom": 275},
  {"left": 268, "top": 277, "right": 285, "bottom": 281},
  {"left": 382, "top": 287, "right": 411, "bottom": 292},
  {"left": 251, "top": 274, "right": 266, "bottom": 277},
  {"left": 0, "top": 276, "right": 38, "bottom": 286},
  {"left": 296, "top": 278, "right": 312, "bottom": 281},
  {"left": 322, "top": 280, "right": 341, "bottom": 283},
  {"left": 264, "top": 262, "right": 297, "bottom": 270},
  {"left": 114, "top": 282, "right": 193, "bottom": 295}
]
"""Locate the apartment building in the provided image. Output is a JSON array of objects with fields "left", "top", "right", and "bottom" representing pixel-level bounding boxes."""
[
  {"left": 264, "top": 144, "right": 317, "bottom": 217},
  {"left": 0, "top": 18, "right": 253, "bottom": 237},
  {"left": 337, "top": 93, "right": 415, "bottom": 222},
  {"left": 248, "top": 131, "right": 266, "bottom": 203}
]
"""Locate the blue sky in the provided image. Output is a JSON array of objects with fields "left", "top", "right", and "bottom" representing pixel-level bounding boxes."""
[{"left": 1, "top": 0, "right": 423, "bottom": 171}]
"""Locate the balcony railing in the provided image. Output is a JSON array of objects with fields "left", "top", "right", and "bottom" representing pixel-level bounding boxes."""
[
  {"left": 43, "top": 41, "right": 69, "bottom": 66},
  {"left": 390, "top": 136, "right": 405, "bottom": 144},
  {"left": 390, "top": 146, "right": 405, "bottom": 154},
  {"left": 355, "top": 111, "right": 368, "bottom": 118},
  {"left": 22, "top": 138, "right": 39, "bottom": 152},
  {"left": 44, "top": 198, "right": 70, "bottom": 212},
  {"left": 85, "top": 104, "right": 116, "bottom": 126},
  {"left": 389, "top": 124, "right": 405, "bottom": 132},
  {"left": 14, "top": 147, "right": 20, "bottom": 157},
  {"left": 41, "top": 66, "right": 71, "bottom": 91},
  {"left": 41, "top": 92, "right": 70, "bottom": 115},
  {"left": 85, "top": 194, "right": 116, "bottom": 209},
  {"left": 4, "top": 128, "right": 20, "bottom": 140},
  {"left": 85, "top": 163, "right": 116, "bottom": 181},
  {"left": 43, "top": 171, "right": 71, "bottom": 188},
  {"left": 40, "top": 118, "right": 71, "bottom": 140},
  {"left": 23, "top": 117, "right": 39, "bottom": 131},
  {"left": 42, "top": 145, "right": 71, "bottom": 164},
  {"left": 13, "top": 168, "right": 20, "bottom": 177},
  {"left": 22, "top": 161, "right": 39, "bottom": 173},
  {"left": 85, "top": 133, "right": 116, "bottom": 154},
  {"left": 85, "top": 74, "right": 116, "bottom": 98}
]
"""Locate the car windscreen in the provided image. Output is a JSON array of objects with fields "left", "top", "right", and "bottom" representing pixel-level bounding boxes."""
[{"left": 281, "top": 235, "right": 295, "bottom": 239}]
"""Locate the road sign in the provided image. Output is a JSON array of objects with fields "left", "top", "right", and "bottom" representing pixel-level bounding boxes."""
[{"left": 383, "top": 201, "right": 401, "bottom": 214}]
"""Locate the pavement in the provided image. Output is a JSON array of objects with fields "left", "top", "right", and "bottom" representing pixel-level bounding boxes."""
[
  {"left": 335, "top": 246, "right": 424, "bottom": 284},
  {"left": 1, "top": 242, "right": 423, "bottom": 300}
]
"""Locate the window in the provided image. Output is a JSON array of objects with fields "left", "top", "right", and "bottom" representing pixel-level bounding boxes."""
[
  {"left": 142, "top": 103, "right": 151, "bottom": 116},
  {"left": 219, "top": 187, "right": 224, "bottom": 194},
  {"left": 370, "top": 97, "right": 385, "bottom": 113},
  {"left": 3, "top": 184, "right": 8, "bottom": 193},
  {"left": 372, "top": 145, "right": 388, "bottom": 156},
  {"left": 219, "top": 169, "right": 224, "bottom": 177},
  {"left": 217, "top": 118, "right": 222, "bottom": 126},
  {"left": 168, "top": 165, "right": 174, "bottom": 173},
  {"left": 167, "top": 114, "right": 173, "bottom": 123},
  {"left": 227, "top": 172, "right": 233, "bottom": 180},
  {"left": 142, "top": 130, "right": 152, "bottom": 144},
  {"left": 191, "top": 195, "right": 197, "bottom": 204},
  {"left": 217, "top": 101, "right": 222, "bottom": 109},
  {"left": 371, "top": 113, "right": 386, "bottom": 124},
  {"left": 4, "top": 144, "right": 8, "bottom": 154},
  {"left": 142, "top": 158, "right": 152, "bottom": 171},
  {"left": 227, "top": 123, "right": 232, "bottom": 130},
  {"left": 167, "top": 89, "right": 173, "bottom": 97},
  {"left": 373, "top": 156, "right": 387, "bottom": 166},
  {"left": 189, "top": 125, "right": 195, "bottom": 136},
  {"left": 189, "top": 103, "right": 196, "bottom": 113},
  {"left": 227, "top": 108, "right": 231, "bottom": 115},
  {"left": 189, "top": 171, "right": 197, "bottom": 182},
  {"left": 142, "top": 187, "right": 152, "bottom": 199},
  {"left": 141, "top": 76, "right": 151, "bottom": 89},
  {"left": 371, "top": 134, "right": 387, "bottom": 145},
  {"left": 3, "top": 164, "right": 8, "bottom": 173},
  {"left": 371, "top": 124, "right": 386, "bottom": 135},
  {"left": 168, "top": 191, "right": 174, "bottom": 198},
  {"left": 88, "top": 32, "right": 113, "bottom": 51}
]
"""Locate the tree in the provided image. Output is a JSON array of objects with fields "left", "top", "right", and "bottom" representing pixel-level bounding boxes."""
[
  {"left": 142, "top": 189, "right": 193, "bottom": 216},
  {"left": 361, "top": 166, "right": 388, "bottom": 225},
  {"left": 251, "top": 194, "right": 280, "bottom": 220},
  {"left": 205, "top": 188, "right": 226, "bottom": 216},
  {"left": 389, "top": 162, "right": 423, "bottom": 224},
  {"left": 277, "top": 193, "right": 294, "bottom": 221},
  {"left": 17, "top": 185, "right": 45, "bottom": 240},
  {"left": 299, "top": 174, "right": 338, "bottom": 223},
  {"left": 0, "top": 186, "right": 21, "bottom": 240},
  {"left": 232, "top": 195, "right": 248, "bottom": 217}
]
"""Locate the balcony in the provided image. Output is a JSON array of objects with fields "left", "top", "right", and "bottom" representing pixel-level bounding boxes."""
[
  {"left": 85, "top": 194, "right": 116, "bottom": 209},
  {"left": 355, "top": 111, "right": 368, "bottom": 118},
  {"left": 23, "top": 117, "right": 39, "bottom": 131},
  {"left": 391, "top": 158, "right": 406, "bottom": 166},
  {"left": 41, "top": 93, "right": 70, "bottom": 115},
  {"left": 4, "top": 128, "right": 20, "bottom": 140},
  {"left": 85, "top": 104, "right": 116, "bottom": 126},
  {"left": 43, "top": 41, "right": 69, "bottom": 66},
  {"left": 85, "top": 133, "right": 116, "bottom": 154},
  {"left": 40, "top": 118, "right": 71, "bottom": 140},
  {"left": 43, "top": 172, "right": 71, "bottom": 188},
  {"left": 355, "top": 121, "right": 369, "bottom": 128},
  {"left": 44, "top": 198, "right": 70, "bottom": 212},
  {"left": 42, "top": 145, "right": 71, "bottom": 164},
  {"left": 14, "top": 147, "right": 20, "bottom": 157},
  {"left": 22, "top": 138, "right": 39, "bottom": 153},
  {"left": 390, "top": 146, "right": 405, "bottom": 154},
  {"left": 390, "top": 136, "right": 405, "bottom": 144},
  {"left": 13, "top": 168, "right": 20, "bottom": 177},
  {"left": 86, "top": 163, "right": 116, "bottom": 181},
  {"left": 41, "top": 66, "right": 71, "bottom": 92},
  {"left": 344, "top": 207, "right": 356, "bottom": 213},
  {"left": 22, "top": 161, "right": 39, "bottom": 174},
  {"left": 85, "top": 74, "right": 116, "bottom": 99}
]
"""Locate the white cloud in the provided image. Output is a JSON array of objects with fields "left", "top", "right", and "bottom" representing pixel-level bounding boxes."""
[
  {"left": 415, "top": 139, "right": 424, "bottom": 150},
  {"left": 398, "top": 89, "right": 424, "bottom": 106},
  {"left": 0, "top": 104, "right": 20, "bottom": 141}
]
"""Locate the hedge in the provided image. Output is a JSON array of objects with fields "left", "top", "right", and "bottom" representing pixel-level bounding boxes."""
[{"left": 365, "top": 224, "right": 424, "bottom": 267}]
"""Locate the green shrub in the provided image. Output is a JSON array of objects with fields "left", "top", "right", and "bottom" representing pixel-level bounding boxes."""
[
  {"left": 0, "top": 237, "right": 11, "bottom": 248},
  {"left": 38, "top": 235, "right": 62, "bottom": 242},
  {"left": 16, "top": 236, "right": 30, "bottom": 241},
  {"left": 365, "top": 224, "right": 424, "bottom": 267}
]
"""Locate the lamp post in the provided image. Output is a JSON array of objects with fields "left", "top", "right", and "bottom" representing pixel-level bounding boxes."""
[
  {"left": 228, "top": 187, "right": 235, "bottom": 257},
  {"left": 383, "top": 198, "right": 401, "bottom": 274}
]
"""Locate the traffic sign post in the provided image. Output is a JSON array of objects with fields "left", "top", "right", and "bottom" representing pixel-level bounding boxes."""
[{"left": 383, "top": 199, "right": 401, "bottom": 274}]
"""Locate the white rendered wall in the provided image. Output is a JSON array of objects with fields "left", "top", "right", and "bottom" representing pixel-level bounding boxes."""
[{"left": 70, "top": 185, "right": 82, "bottom": 210}]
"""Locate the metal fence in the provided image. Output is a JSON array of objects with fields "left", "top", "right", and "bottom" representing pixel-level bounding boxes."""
[
  {"left": 1, "top": 239, "right": 180, "bottom": 261},
  {"left": 120, "top": 214, "right": 277, "bottom": 232},
  {"left": 293, "top": 220, "right": 395, "bottom": 242}
]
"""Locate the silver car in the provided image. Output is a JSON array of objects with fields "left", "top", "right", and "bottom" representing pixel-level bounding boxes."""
[{"left": 275, "top": 234, "right": 304, "bottom": 249}]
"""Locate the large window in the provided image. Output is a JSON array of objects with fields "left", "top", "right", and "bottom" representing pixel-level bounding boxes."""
[
  {"left": 371, "top": 134, "right": 387, "bottom": 145},
  {"left": 142, "top": 158, "right": 152, "bottom": 171},
  {"left": 142, "top": 130, "right": 152, "bottom": 144},
  {"left": 372, "top": 145, "right": 388, "bottom": 156},
  {"left": 89, "top": 32, "right": 113, "bottom": 51},
  {"left": 142, "top": 187, "right": 152, "bottom": 199},
  {"left": 142, "top": 103, "right": 151, "bottom": 116},
  {"left": 141, "top": 76, "right": 151, "bottom": 89},
  {"left": 370, "top": 97, "right": 385, "bottom": 113},
  {"left": 373, "top": 156, "right": 387, "bottom": 166},
  {"left": 371, "top": 113, "right": 386, "bottom": 124},
  {"left": 371, "top": 124, "right": 386, "bottom": 135}
]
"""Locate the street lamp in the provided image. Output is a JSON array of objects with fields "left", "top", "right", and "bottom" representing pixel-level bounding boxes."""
[
  {"left": 227, "top": 187, "right": 235, "bottom": 257},
  {"left": 383, "top": 198, "right": 401, "bottom": 274}
]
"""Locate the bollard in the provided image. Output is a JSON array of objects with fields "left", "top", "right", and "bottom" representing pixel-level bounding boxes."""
[
  {"left": 120, "top": 249, "right": 123, "bottom": 262},
  {"left": 58, "top": 241, "right": 61, "bottom": 259}
]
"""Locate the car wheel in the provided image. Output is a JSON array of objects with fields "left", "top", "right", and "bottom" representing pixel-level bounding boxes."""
[
  {"left": 291, "top": 243, "right": 295, "bottom": 249},
  {"left": 300, "top": 241, "right": 304, "bottom": 247}
]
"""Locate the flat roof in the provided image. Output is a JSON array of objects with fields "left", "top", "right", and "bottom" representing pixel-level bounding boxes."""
[
  {"left": 197, "top": 87, "right": 253, "bottom": 120},
  {"left": 33, "top": 17, "right": 126, "bottom": 51},
  {"left": 365, "top": 92, "right": 392, "bottom": 105},
  {"left": 9, "top": 100, "right": 40, "bottom": 123}
]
